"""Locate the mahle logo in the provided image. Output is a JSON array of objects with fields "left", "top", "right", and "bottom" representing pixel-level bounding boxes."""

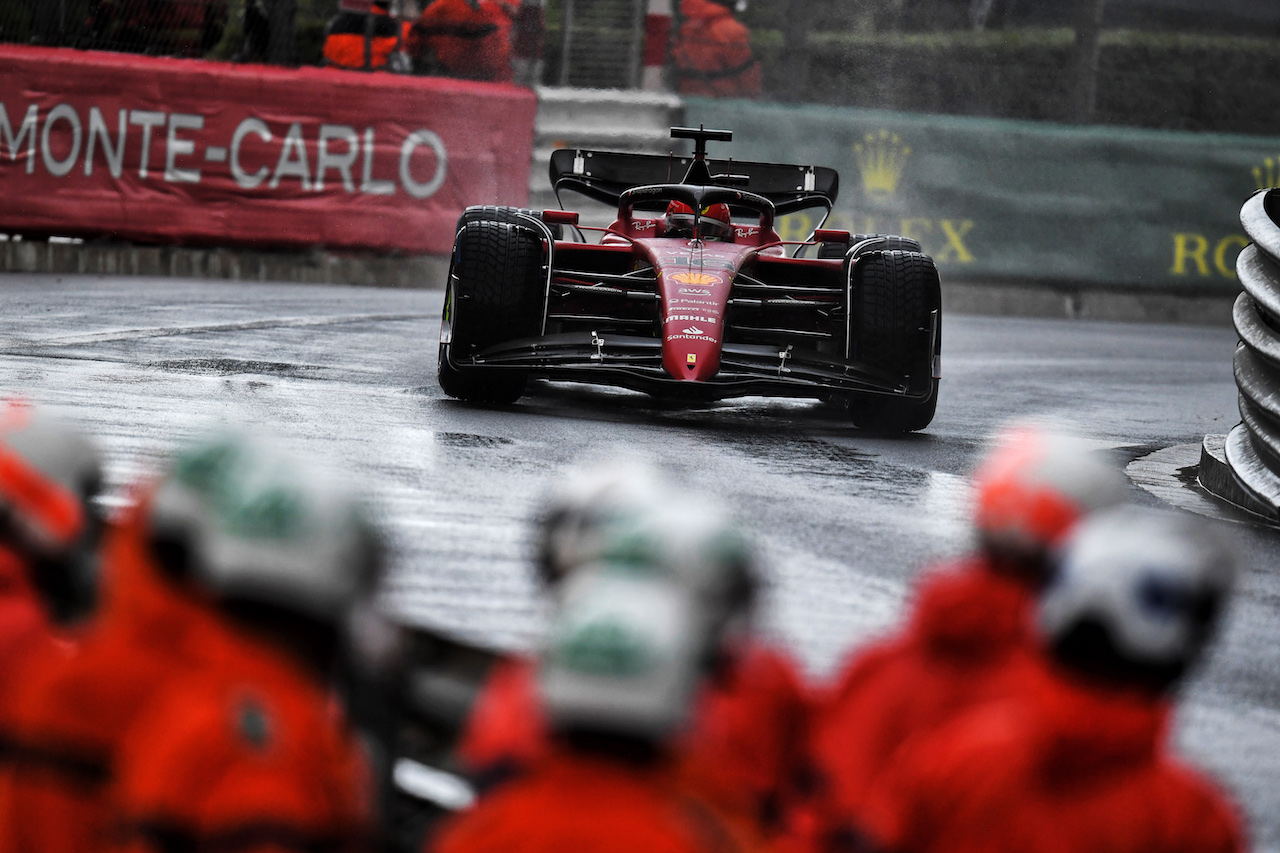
[
  {"left": 853, "top": 130, "right": 911, "bottom": 197},
  {"left": 1253, "top": 155, "right": 1280, "bottom": 190}
]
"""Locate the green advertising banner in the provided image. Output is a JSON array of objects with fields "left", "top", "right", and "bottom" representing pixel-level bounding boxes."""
[{"left": 685, "top": 98, "right": 1280, "bottom": 292}]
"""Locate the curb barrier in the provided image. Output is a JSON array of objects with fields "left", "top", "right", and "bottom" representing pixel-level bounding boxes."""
[{"left": 1202, "top": 189, "right": 1280, "bottom": 521}]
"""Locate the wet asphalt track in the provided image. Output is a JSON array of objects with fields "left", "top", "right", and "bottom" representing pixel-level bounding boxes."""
[{"left": 1, "top": 273, "right": 1277, "bottom": 848}]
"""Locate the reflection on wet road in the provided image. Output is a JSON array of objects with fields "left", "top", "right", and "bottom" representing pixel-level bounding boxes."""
[{"left": 0, "top": 274, "right": 1276, "bottom": 849}]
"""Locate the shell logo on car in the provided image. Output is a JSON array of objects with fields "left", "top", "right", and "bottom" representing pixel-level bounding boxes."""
[{"left": 670, "top": 272, "right": 719, "bottom": 285}]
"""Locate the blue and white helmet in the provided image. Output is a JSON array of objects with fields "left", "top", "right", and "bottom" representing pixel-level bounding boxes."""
[{"left": 1039, "top": 505, "right": 1236, "bottom": 691}]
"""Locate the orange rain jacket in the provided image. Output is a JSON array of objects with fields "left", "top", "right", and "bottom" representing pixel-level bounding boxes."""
[
  {"left": 408, "top": 0, "right": 513, "bottom": 82},
  {"left": 457, "top": 639, "right": 809, "bottom": 832},
  {"left": 856, "top": 658, "right": 1245, "bottom": 853},
  {"left": 323, "top": 6, "right": 401, "bottom": 70},
  {"left": 798, "top": 560, "right": 1037, "bottom": 846},
  {"left": 0, "top": 498, "right": 243, "bottom": 853},
  {"left": 431, "top": 749, "right": 747, "bottom": 853},
  {"left": 673, "top": 0, "right": 761, "bottom": 98},
  {"left": 0, "top": 548, "right": 61, "bottom": 705},
  {"left": 111, "top": 646, "right": 372, "bottom": 853}
]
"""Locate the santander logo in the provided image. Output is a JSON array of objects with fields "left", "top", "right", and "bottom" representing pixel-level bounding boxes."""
[{"left": 683, "top": 326, "right": 705, "bottom": 335}]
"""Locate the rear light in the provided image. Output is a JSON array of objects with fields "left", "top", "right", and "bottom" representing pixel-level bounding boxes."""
[
  {"left": 814, "top": 228, "right": 851, "bottom": 243},
  {"left": 542, "top": 210, "right": 579, "bottom": 225}
]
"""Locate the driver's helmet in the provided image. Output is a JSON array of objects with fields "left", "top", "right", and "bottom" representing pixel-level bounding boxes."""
[
  {"left": 664, "top": 201, "right": 696, "bottom": 238},
  {"left": 699, "top": 203, "right": 732, "bottom": 241}
]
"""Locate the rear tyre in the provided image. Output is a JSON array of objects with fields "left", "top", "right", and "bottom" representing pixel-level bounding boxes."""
[
  {"left": 848, "top": 250, "right": 941, "bottom": 433},
  {"left": 847, "top": 234, "right": 922, "bottom": 258},
  {"left": 817, "top": 234, "right": 921, "bottom": 261},
  {"left": 437, "top": 220, "right": 544, "bottom": 404}
]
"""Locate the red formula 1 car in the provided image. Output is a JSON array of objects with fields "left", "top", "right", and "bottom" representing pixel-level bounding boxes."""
[{"left": 437, "top": 127, "right": 941, "bottom": 432}]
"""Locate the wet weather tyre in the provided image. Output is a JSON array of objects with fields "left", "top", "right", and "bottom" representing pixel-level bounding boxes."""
[
  {"left": 849, "top": 250, "right": 941, "bottom": 433},
  {"left": 437, "top": 219, "right": 544, "bottom": 404},
  {"left": 847, "top": 234, "right": 923, "bottom": 258},
  {"left": 438, "top": 342, "right": 527, "bottom": 404}
]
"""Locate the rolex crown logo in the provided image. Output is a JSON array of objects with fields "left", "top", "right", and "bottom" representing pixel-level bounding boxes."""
[
  {"left": 853, "top": 130, "right": 911, "bottom": 197},
  {"left": 1254, "top": 156, "right": 1280, "bottom": 190}
]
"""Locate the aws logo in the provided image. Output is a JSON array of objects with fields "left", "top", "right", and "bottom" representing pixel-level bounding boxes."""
[
  {"left": 670, "top": 272, "right": 719, "bottom": 285},
  {"left": 853, "top": 129, "right": 911, "bottom": 197}
]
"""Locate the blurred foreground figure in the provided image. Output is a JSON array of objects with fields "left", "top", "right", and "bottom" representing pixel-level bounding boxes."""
[
  {"left": 430, "top": 513, "right": 746, "bottom": 853},
  {"left": 673, "top": 0, "right": 761, "bottom": 98},
  {"left": 801, "top": 425, "right": 1125, "bottom": 844},
  {"left": 408, "top": 0, "right": 513, "bottom": 82},
  {"left": 0, "top": 431, "right": 375, "bottom": 853},
  {"left": 457, "top": 457, "right": 668, "bottom": 779},
  {"left": 0, "top": 401, "right": 102, "bottom": 699},
  {"left": 111, "top": 431, "right": 381, "bottom": 851},
  {"left": 458, "top": 461, "right": 807, "bottom": 834},
  {"left": 857, "top": 506, "right": 1244, "bottom": 853}
]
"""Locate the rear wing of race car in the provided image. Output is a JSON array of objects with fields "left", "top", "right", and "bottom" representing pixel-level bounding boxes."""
[{"left": 549, "top": 148, "right": 840, "bottom": 216}]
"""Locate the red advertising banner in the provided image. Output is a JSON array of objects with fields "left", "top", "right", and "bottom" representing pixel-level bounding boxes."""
[{"left": 0, "top": 45, "right": 537, "bottom": 254}]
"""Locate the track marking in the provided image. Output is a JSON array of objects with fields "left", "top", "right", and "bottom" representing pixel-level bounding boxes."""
[{"left": 0, "top": 313, "right": 431, "bottom": 350}]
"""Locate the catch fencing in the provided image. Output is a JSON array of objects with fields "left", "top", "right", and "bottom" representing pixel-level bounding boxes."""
[
  {"left": 548, "top": 0, "right": 646, "bottom": 89},
  {"left": 1214, "top": 189, "right": 1280, "bottom": 519},
  {"left": 0, "top": 0, "right": 231, "bottom": 57}
]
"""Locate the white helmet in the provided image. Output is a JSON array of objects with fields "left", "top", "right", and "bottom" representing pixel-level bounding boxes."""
[
  {"left": 538, "top": 493, "right": 756, "bottom": 742},
  {"left": 972, "top": 424, "right": 1127, "bottom": 577},
  {"left": 535, "top": 455, "right": 670, "bottom": 586},
  {"left": 1039, "top": 505, "right": 1236, "bottom": 692},
  {"left": 0, "top": 400, "right": 103, "bottom": 623},
  {"left": 539, "top": 567, "right": 704, "bottom": 742},
  {"left": 600, "top": 495, "right": 757, "bottom": 632},
  {"left": 147, "top": 430, "right": 383, "bottom": 628}
]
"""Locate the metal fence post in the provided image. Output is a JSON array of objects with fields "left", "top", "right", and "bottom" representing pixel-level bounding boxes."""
[
  {"left": 266, "top": 0, "right": 297, "bottom": 65},
  {"left": 626, "top": 0, "right": 646, "bottom": 89},
  {"left": 779, "top": 0, "right": 812, "bottom": 103},
  {"left": 558, "top": 0, "right": 575, "bottom": 86},
  {"left": 1070, "top": 0, "right": 1108, "bottom": 124}
]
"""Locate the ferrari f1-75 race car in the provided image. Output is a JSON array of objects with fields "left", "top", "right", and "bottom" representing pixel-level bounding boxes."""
[{"left": 437, "top": 127, "right": 941, "bottom": 432}]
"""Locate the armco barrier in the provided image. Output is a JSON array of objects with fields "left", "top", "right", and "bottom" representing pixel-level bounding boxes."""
[
  {"left": 0, "top": 45, "right": 537, "bottom": 255},
  {"left": 1201, "top": 189, "right": 1280, "bottom": 521}
]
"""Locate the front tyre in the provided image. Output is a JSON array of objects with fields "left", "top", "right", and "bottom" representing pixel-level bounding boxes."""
[
  {"left": 437, "top": 342, "right": 527, "bottom": 405},
  {"left": 436, "top": 219, "right": 545, "bottom": 405},
  {"left": 848, "top": 250, "right": 941, "bottom": 433}
]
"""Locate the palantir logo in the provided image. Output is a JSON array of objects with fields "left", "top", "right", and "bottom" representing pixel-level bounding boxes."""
[{"left": 853, "top": 129, "right": 911, "bottom": 198}]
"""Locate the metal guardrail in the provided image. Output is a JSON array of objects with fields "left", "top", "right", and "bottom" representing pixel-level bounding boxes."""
[{"left": 1205, "top": 188, "right": 1280, "bottom": 521}]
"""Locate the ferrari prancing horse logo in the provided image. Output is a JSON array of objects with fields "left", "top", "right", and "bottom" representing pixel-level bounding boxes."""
[{"left": 670, "top": 272, "right": 719, "bottom": 286}]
